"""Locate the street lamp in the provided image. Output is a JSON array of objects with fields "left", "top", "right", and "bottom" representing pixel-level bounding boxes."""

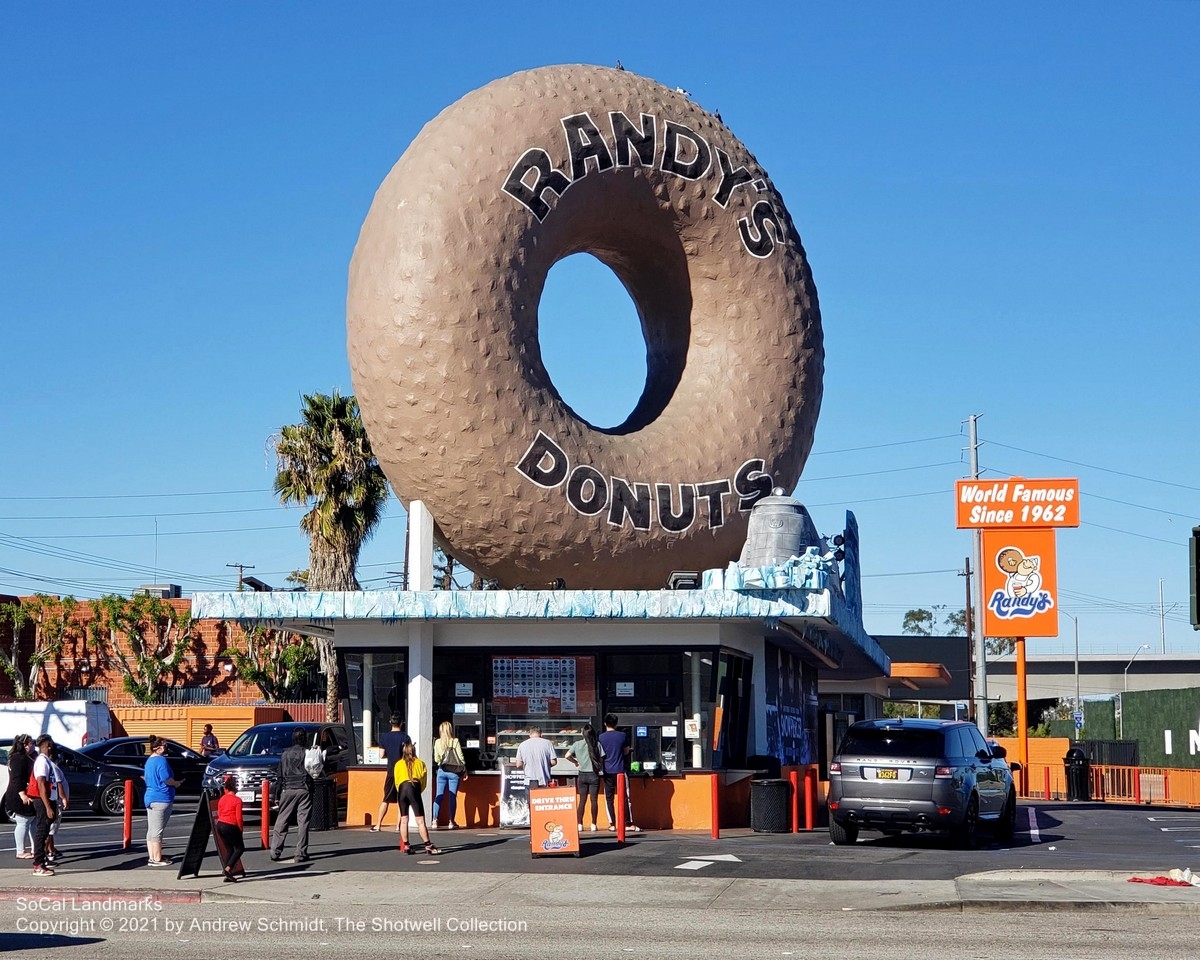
[
  {"left": 1123, "top": 644, "right": 1150, "bottom": 692},
  {"left": 1063, "top": 612, "right": 1080, "bottom": 740},
  {"left": 1119, "top": 644, "right": 1151, "bottom": 741}
]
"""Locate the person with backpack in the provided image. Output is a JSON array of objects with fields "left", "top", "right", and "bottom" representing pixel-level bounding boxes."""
[
  {"left": 269, "top": 728, "right": 312, "bottom": 864},
  {"left": 393, "top": 741, "right": 439, "bottom": 856},
  {"left": 432, "top": 721, "right": 467, "bottom": 830},
  {"left": 565, "top": 722, "right": 606, "bottom": 832}
]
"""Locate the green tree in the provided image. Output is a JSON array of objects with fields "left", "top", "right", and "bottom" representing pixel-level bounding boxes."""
[
  {"left": 985, "top": 635, "right": 1016, "bottom": 657},
  {"left": 88, "top": 594, "right": 192, "bottom": 704},
  {"left": 0, "top": 595, "right": 79, "bottom": 699},
  {"left": 902, "top": 606, "right": 965, "bottom": 636},
  {"left": 231, "top": 625, "right": 319, "bottom": 702},
  {"left": 273, "top": 390, "right": 389, "bottom": 721}
]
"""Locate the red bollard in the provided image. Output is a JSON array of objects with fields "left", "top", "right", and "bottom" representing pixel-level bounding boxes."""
[
  {"left": 616, "top": 773, "right": 626, "bottom": 843},
  {"left": 1044, "top": 766, "right": 1051, "bottom": 801},
  {"left": 261, "top": 780, "right": 271, "bottom": 849},
  {"left": 789, "top": 769, "right": 800, "bottom": 833},
  {"left": 122, "top": 780, "right": 133, "bottom": 849},
  {"left": 804, "top": 766, "right": 816, "bottom": 831},
  {"left": 710, "top": 772, "right": 720, "bottom": 839}
]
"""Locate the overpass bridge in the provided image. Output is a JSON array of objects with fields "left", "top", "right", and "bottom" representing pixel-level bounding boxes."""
[{"left": 985, "top": 652, "right": 1200, "bottom": 703}]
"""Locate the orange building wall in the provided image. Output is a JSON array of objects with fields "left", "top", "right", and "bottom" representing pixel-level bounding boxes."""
[{"left": 346, "top": 769, "right": 759, "bottom": 831}]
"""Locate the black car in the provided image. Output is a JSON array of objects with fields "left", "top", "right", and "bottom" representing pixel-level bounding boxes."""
[
  {"left": 200, "top": 721, "right": 351, "bottom": 815},
  {"left": 0, "top": 739, "right": 144, "bottom": 817},
  {"left": 826, "top": 718, "right": 1017, "bottom": 848},
  {"left": 77, "top": 736, "right": 208, "bottom": 796}
]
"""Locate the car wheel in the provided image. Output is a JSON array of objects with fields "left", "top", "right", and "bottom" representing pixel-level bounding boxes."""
[
  {"left": 829, "top": 818, "right": 858, "bottom": 846},
  {"left": 952, "top": 795, "right": 979, "bottom": 849},
  {"left": 99, "top": 781, "right": 132, "bottom": 817},
  {"left": 995, "top": 790, "right": 1017, "bottom": 844}
]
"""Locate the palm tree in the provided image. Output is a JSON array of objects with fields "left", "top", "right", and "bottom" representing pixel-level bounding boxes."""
[{"left": 273, "top": 390, "right": 390, "bottom": 720}]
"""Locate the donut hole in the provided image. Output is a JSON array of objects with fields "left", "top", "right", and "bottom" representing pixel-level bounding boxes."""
[
  {"left": 538, "top": 253, "right": 648, "bottom": 430},
  {"left": 531, "top": 170, "right": 692, "bottom": 436}
]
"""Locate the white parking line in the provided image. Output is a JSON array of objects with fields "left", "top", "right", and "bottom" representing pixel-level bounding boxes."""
[{"left": 1026, "top": 806, "right": 1041, "bottom": 843}]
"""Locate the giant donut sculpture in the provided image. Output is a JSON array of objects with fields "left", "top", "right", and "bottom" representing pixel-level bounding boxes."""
[{"left": 347, "top": 64, "right": 823, "bottom": 590}]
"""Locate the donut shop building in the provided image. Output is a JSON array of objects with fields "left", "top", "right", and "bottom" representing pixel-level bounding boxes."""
[{"left": 192, "top": 501, "right": 916, "bottom": 830}]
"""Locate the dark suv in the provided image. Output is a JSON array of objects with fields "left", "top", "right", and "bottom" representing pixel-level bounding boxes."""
[
  {"left": 200, "top": 722, "right": 352, "bottom": 815},
  {"left": 826, "top": 718, "right": 1016, "bottom": 847}
]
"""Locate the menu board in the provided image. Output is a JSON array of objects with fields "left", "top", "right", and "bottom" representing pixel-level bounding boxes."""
[{"left": 492, "top": 655, "right": 596, "bottom": 717}]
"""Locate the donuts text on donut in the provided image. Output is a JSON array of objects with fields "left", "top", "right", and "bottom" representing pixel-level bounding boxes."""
[
  {"left": 515, "top": 431, "right": 775, "bottom": 533},
  {"left": 502, "top": 111, "right": 787, "bottom": 258}
]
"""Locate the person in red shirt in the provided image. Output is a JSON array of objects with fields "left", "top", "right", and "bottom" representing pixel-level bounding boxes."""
[{"left": 215, "top": 777, "right": 245, "bottom": 883}]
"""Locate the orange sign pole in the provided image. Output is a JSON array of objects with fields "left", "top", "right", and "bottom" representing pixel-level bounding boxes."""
[{"left": 1015, "top": 637, "right": 1028, "bottom": 797}]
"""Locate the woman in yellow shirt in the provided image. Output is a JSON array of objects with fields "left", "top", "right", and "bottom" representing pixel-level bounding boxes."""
[{"left": 393, "top": 741, "right": 439, "bottom": 855}]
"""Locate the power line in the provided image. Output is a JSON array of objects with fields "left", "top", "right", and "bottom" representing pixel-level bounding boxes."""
[
  {"left": 987, "top": 441, "right": 1200, "bottom": 493},
  {"left": 0, "top": 488, "right": 273, "bottom": 501},
  {"left": 808, "top": 434, "right": 960, "bottom": 456}
]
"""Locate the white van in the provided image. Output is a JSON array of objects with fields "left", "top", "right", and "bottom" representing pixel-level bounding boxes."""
[{"left": 0, "top": 700, "right": 112, "bottom": 749}]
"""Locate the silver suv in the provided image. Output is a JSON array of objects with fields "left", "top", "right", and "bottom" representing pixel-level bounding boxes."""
[{"left": 827, "top": 718, "right": 1016, "bottom": 847}]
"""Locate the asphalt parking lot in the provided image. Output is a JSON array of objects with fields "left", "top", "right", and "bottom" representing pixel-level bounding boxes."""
[{"left": 7, "top": 800, "right": 1200, "bottom": 883}]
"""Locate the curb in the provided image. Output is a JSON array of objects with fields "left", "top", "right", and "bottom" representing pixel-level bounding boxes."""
[
  {"left": 891, "top": 898, "right": 1200, "bottom": 914},
  {"left": 0, "top": 887, "right": 202, "bottom": 905}
]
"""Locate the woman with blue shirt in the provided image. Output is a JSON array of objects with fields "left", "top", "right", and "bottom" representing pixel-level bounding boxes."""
[{"left": 144, "top": 736, "right": 180, "bottom": 866}]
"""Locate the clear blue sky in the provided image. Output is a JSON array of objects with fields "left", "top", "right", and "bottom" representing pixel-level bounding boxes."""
[{"left": 2, "top": 3, "right": 1197, "bottom": 656}]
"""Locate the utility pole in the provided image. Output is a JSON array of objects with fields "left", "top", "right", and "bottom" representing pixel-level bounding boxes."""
[
  {"left": 226, "top": 562, "right": 255, "bottom": 592},
  {"left": 959, "top": 556, "right": 975, "bottom": 723},
  {"left": 967, "top": 414, "right": 988, "bottom": 736},
  {"left": 1159, "top": 578, "right": 1166, "bottom": 654}
]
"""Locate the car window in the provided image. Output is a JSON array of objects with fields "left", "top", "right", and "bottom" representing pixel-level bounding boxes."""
[
  {"left": 320, "top": 728, "right": 343, "bottom": 753},
  {"left": 940, "top": 728, "right": 963, "bottom": 759},
  {"left": 166, "top": 744, "right": 200, "bottom": 760},
  {"left": 228, "top": 727, "right": 314, "bottom": 757},
  {"left": 964, "top": 725, "right": 991, "bottom": 756},
  {"left": 109, "top": 743, "right": 148, "bottom": 759},
  {"left": 838, "top": 727, "right": 944, "bottom": 759}
]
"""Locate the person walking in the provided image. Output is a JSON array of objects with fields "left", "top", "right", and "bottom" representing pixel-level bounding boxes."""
[
  {"left": 199, "top": 724, "right": 221, "bottom": 759},
  {"left": 393, "top": 741, "right": 439, "bottom": 855},
  {"left": 31, "top": 735, "right": 57, "bottom": 876},
  {"left": 432, "top": 720, "right": 467, "bottom": 830},
  {"left": 216, "top": 776, "right": 246, "bottom": 883},
  {"left": 566, "top": 722, "right": 605, "bottom": 832},
  {"left": 514, "top": 727, "right": 557, "bottom": 789},
  {"left": 4, "top": 734, "right": 36, "bottom": 860},
  {"left": 45, "top": 747, "right": 69, "bottom": 864},
  {"left": 144, "top": 735, "right": 180, "bottom": 866},
  {"left": 372, "top": 713, "right": 412, "bottom": 832},
  {"left": 599, "top": 714, "right": 640, "bottom": 832},
  {"left": 269, "top": 728, "right": 312, "bottom": 864}
]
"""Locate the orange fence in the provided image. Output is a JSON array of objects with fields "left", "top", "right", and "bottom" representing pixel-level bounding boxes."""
[{"left": 1020, "top": 762, "right": 1200, "bottom": 808}]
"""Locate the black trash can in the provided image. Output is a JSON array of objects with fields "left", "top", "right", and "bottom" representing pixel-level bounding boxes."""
[
  {"left": 750, "top": 778, "right": 792, "bottom": 833},
  {"left": 309, "top": 777, "right": 339, "bottom": 831},
  {"left": 1064, "top": 747, "right": 1091, "bottom": 801}
]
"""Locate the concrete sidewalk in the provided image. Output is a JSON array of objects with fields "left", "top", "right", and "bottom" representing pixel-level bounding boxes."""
[{"left": 3, "top": 862, "right": 1200, "bottom": 913}]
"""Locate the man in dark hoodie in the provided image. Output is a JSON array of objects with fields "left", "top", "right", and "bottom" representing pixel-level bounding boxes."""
[{"left": 269, "top": 728, "right": 312, "bottom": 863}]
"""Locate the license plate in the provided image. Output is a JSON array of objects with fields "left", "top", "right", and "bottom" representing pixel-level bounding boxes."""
[
  {"left": 876, "top": 768, "right": 899, "bottom": 780},
  {"left": 236, "top": 790, "right": 256, "bottom": 803}
]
